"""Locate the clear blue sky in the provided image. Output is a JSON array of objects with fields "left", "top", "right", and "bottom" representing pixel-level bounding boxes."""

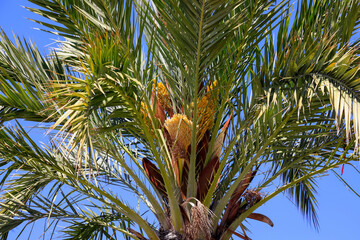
[{"left": 1, "top": 1, "right": 360, "bottom": 239}]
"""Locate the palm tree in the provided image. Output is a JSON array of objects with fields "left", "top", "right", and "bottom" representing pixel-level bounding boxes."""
[{"left": 0, "top": 0, "right": 360, "bottom": 239}]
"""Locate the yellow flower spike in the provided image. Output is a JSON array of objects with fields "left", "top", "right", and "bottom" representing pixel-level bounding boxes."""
[
  {"left": 197, "top": 80, "right": 219, "bottom": 139},
  {"left": 164, "top": 114, "right": 193, "bottom": 150},
  {"left": 139, "top": 79, "right": 171, "bottom": 127},
  {"left": 140, "top": 101, "right": 152, "bottom": 126},
  {"left": 152, "top": 80, "right": 172, "bottom": 114}
]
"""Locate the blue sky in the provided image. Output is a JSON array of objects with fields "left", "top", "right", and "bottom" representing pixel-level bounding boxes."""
[{"left": 1, "top": 1, "right": 360, "bottom": 239}]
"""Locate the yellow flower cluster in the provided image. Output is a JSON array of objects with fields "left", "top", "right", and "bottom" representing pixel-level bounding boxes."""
[
  {"left": 164, "top": 114, "right": 192, "bottom": 149},
  {"left": 196, "top": 80, "right": 218, "bottom": 139},
  {"left": 139, "top": 80, "right": 171, "bottom": 124},
  {"left": 140, "top": 80, "right": 218, "bottom": 143},
  {"left": 153, "top": 80, "right": 172, "bottom": 114}
]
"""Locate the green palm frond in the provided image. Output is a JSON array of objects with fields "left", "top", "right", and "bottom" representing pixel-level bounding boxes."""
[
  {"left": 259, "top": 0, "right": 360, "bottom": 149},
  {"left": 0, "top": 31, "right": 64, "bottom": 123},
  {"left": 246, "top": 1, "right": 360, "bottom": 225},
  {"left": 62, "top": 206, "right": 134, "bottom": 240},
  {"left": 0, "top": 124, "right": 159, "bottom": 239}
]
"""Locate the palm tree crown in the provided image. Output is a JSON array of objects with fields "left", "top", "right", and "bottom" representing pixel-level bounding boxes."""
[{"left": 0, "top": 0, "right": 360, "bottom": 239}]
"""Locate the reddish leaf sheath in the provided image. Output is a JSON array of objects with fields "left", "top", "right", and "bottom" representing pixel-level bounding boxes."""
[{"left": 142, "top": 158, "right": 167, "bottom": 198}]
